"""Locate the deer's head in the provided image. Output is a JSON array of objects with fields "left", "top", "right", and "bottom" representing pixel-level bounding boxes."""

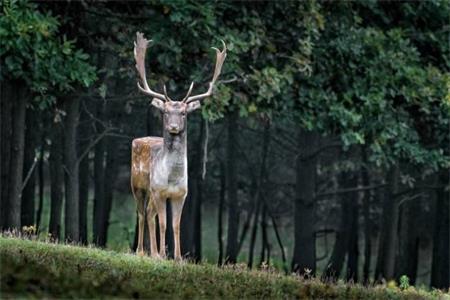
[{"left": 134, "top": 32, "right": 227, "bottom": 135}]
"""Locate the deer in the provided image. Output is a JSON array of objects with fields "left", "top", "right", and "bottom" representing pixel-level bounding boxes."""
[{"left": 131, "top": 32, "right": 227, "bottom": 260}]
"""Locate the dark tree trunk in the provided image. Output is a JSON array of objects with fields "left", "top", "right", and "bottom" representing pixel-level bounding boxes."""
[
  {"left": 225, "top": 111, "right": 239, "bottom": 264},
  {"left": 292, "top": 130, "right": 319, "bottom": 275},
  {"left": 181, "top": 183, "right": 194, "bottom": 255},
  {"left": 192, "top": 177, "right": 203, "bottom": 261},
  {"left": 238, "top": 174, "right": 257, "bottom": 254},
  {"left": 49, "top": 115, "right": 64, "bottom": 240},
  {"left": 36, "top": 141, "right": 45, "bottom": 232},
  {"left": 93, "top": 101, "right": 106, "bottom": 245},
  {"left": 6, "top": 85, "right": 27, "bottom": 230},
  {"left": 269, "top": 204, "right": 288, "bottom": 273},
  {"left": 97, "top": 136, "right": 119, "bottom": 247},
  {"left": 430, "top": 171, "right": 450, "bottom": 289},
  {"left": 361, "top": 152, "right": 372, "bottom": 284},
  {"left": 21, "top": 108, "right": 37, "bottom": 227},
  {"left": 395, "top": 195, "right": 420, "bottom": 284},
  {"left": 192, "top": 119, "right": 205, "bottom": 262},
  {"left": 248, "top": 198, "right": 261, "bottom": 268},
  {"left": 78, "top": 150, "right": 89, "bottom": 244},
  {"left": 259, "top": 203, "right": 269, "bottom": 266},
  {"left": 181, "top": 118, "right": 204, "bottom": 261},
  {"left": 248, "top": 123, "right": 271, "bottom": 268},
  {"left": 1, "top": 80, "right": 13, "bottom": 229},
  {"left": 63, "top": 97, "right": 80, "bottom": 242},
  {"left": 217, "top": 161, "right": 226, "bottom": 266},
  {"left": 346, "top": 186, "right": 359, "bottom": 282},
  {"left": 375, "top": 166, "right": 400, "bottom": 281},
  {"left": 323, "top": 169, "right": 356, "bottom": 281},
  {"left": 78, "top": 99, "right": 91, "bottom": 244}
]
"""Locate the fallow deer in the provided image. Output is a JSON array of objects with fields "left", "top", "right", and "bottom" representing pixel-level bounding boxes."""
[{"left": 131, "top": 32, "right": 227, "bottom": 260}]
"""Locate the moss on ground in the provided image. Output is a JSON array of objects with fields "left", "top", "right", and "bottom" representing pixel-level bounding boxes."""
[{"left": 0, "top": 236, "right": 447, "bottom": 299}]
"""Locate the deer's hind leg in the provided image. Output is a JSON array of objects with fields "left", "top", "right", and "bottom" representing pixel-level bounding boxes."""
[{"left": 133, "top": 187, "right": 146, "bottom": 256}]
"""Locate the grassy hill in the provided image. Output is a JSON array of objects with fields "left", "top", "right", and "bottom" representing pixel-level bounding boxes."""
[{"left": 0, "top": 236, "right": 447, "bottom": 299}]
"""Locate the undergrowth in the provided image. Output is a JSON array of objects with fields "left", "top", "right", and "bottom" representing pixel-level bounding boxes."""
[{"left": 0, "top": 236, "right": 447, "bottom": 299}]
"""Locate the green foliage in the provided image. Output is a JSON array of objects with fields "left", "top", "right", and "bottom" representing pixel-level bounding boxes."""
[
  {"left": 297, "top": 1, "right": 450, "bottom": 169},
  {"left": 0, "top": 0, "right": 96, "bottom": 108},
  {"left": 1, "top": 0, "right": 448, "bottom": 168},
  {"left": 0, "top": 237, "right": 444, "bottom": 299},
  {"left": 122, "top": 0, "right": 447, "bottom": 170},
  {"left": 400, "top": 275, "right": 410, "bottom": 290}
]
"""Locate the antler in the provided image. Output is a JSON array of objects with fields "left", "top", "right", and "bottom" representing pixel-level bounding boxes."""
[
  {"left": 134, "top": 32, "right": 167, "bottom": 102},
  {"left": 184, "top": 40, "right": 227, "bottom": 103}
]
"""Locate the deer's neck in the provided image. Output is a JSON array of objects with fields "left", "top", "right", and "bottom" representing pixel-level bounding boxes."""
[{"left": 162, "top": 130, "right": 187, "bottom": 184}]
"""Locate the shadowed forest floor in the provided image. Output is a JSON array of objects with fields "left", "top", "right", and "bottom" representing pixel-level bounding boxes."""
[{"left": 0, "top": 237, "right": 447, "bottom": 299}]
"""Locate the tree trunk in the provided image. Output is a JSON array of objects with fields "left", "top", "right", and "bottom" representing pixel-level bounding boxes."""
[
  {"left": 49, "top": 115, "right": 64, "bottom": 240},
  {"left": 375, "top": 166, "right": 400, "bottom": 281},
  {"left": 93, "top": 101, "right": 106, "bottom": 245},
  {"left": 36, "top": 141, "right": 45, "bottom": 232},
  {"left": 63, "top": 97, "right": 80, "bottom": 242},
  {"left": 346, "top": 186, "right": 359, "bottom": 283},
  {"left": 292, "top": 130, "right": 319, "bottom": 275},
  {"left": 6, "top": 85, "right": 27, "bottom": 230},
  {"left": 430, "top": 170, "right": 450, "bottom": 289},
  {"left": 21, "top": 108, "right": 37, "bottom": 227},
  {"left": 248, "top": 198, "right": 261, "bottom": 268},
  {"left": 217, "top": 161, "right": 226, "bottom": 266},
  {"left": 78, "top": 149, "right": 89, "bottom": 244},
  {"left": 259, "top": 203, "right": 269, "bottom": 266},
  {"left": 192, "top": 119, "right": 205, "bottom": 262},
  {"left": 269, "top": 203, "right": 288, "bottom": 273},
  {"left": 96, "top": 136, "right": 119, "bottom": 247},
  {"left": 323, "top": 170, "right": 352, "bottom": 280},
  {"left": 361, "top": 153, "right": 372, "bottom": 284},
  {"left": 78, "top": 99, "right": 91, "bottom": 244},
  {"left": 181, "top": 118, "right": 204, "bottom": 261},
  {"left": 395, "top": 195, "right": 420, "bottom": 284},
  {"left": 1, "top": 80, "right": 13, "bottom": 229},
  {"left": 225, "top": 111, "right": 239, "bottom": 264}
]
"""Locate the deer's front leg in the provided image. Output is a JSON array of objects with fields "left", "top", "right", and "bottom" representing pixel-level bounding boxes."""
[
  {"left": 171, "top": 197, "right": 186, "bottom": 261},
  {"left": 155, "top": 197, "right": 167, "bottom": 258},
  {"left": 146, "top": 201, "right": 158, "bottom": 258}
]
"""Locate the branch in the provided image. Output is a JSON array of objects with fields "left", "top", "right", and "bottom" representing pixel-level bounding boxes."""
[
  {"left": 76, "top": 128, "right": 112, "bottom": 166},
  {"left": 316, "top": 183, "right": 387, "bottom": 199},
  {"left": 398, "top": 192, "right": 427, "bottom": 207},
  {"left": 21, "top": 154, "right": 39, "bottom": 191}
]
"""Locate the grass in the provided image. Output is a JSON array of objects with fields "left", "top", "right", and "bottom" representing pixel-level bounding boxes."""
[{"left": 1, "top": 236, "right": 447, "bottom": 299}]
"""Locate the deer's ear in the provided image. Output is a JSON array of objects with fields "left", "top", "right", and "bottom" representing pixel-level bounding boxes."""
[
  {"left": 186, "top": 101, "right": 201, "bottom": 113},
  {"left": 151, "top": 98, "right": 165, "bottom": 111}
]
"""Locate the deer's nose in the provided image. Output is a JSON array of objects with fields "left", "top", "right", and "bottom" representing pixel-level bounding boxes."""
[{"left": 169, "top": 124, "right": 179, "bottom": 132}]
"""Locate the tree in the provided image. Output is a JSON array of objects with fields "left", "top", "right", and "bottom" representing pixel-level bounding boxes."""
[{"left": 0, "top": 0, "right": 96, "bottom": 234}]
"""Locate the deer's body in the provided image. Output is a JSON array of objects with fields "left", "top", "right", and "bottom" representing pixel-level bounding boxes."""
[
  {"left": 131, "top": 134, "right": 187, "bottom": 259},
  {"left": 131, "top": 32, "right": 226, "bottom": 260},
  {"left": 131, "top": 136, "right": 187, "bottom": 198}
]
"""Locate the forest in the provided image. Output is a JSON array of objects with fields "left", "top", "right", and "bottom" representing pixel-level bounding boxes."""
[{"left": 0, "top": 0, "right": 449, "bottom": 295}]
